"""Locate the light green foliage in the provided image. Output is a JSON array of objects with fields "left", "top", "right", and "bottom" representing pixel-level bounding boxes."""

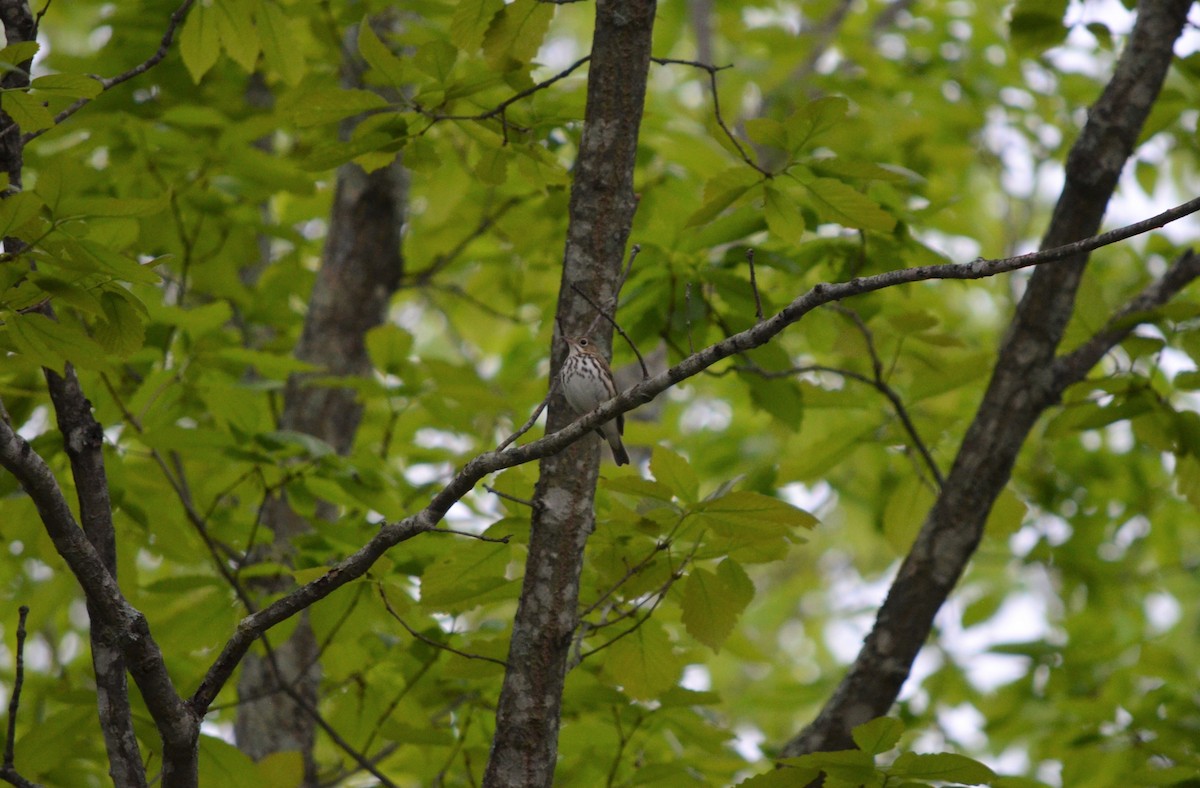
[{"left": 0, "top": 0, "right": 1199, "bottom": 785}]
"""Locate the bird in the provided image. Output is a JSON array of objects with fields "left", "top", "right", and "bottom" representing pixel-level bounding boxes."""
[{"left": 560, "top": 335, "right": 630, "bottom": 465}]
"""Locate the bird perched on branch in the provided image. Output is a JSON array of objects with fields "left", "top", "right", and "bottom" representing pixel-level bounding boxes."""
[{"left": 560, "top": 336, "right": 630, "bottom": 465}]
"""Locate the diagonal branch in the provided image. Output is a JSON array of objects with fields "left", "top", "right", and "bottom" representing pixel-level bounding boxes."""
[
  {"left": 187, "top": 189, "right": 1200, "bottom": 718},
  {"left": 11, "top": 0, "right": 197, "bottom": 144}
]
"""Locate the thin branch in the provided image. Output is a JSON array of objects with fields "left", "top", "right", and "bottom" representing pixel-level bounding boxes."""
[
  {"left": 483, "top": 484, "right": 534, "bottom": 508},
  {"left": 747, "top": 248, "right": 764, "bottom": 321},
  {"left": 428, "top": 527, "right": 512, "bottom": 544},
  {"left": 830, "top": 305, "right": 944, "bottom": 488},
  {"left": 570, "top": 282, "right": 649, "bottom": 378},
  {"left": 414, "top": 56, "right": 591, "bottom": 138},
  {"left": 187, "top": 193, "right": 1200, "bottom": 715},
  {"left": 404, "top": 196, "right": 523, "bottom": 285},
  {"left": 17, "top": 0, "right": 197, "bottom": 144},
  {"left": 651, "top": 58, "right": 768, "bottom": 176},
  {"left": 3, "top": 606, "right": 28, "bottom": 770},
  {"left": 378, "top": 586, "right": 509, "bottom": 667},
  {"left": 685, "top": 282, "right": 695, "bottom": 354},
  {"left": 618, "top": 243, "right": 641, "bottom": 294},
  {"left": 496, "top": 392, "right": 550, "bottom": 452}
]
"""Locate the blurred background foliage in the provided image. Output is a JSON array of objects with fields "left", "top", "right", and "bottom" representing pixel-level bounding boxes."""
[{"left": 0, "top": 0, "right": 1198, "bottom": 784}]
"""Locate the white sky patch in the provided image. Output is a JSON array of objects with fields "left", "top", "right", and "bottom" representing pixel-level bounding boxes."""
[
  {"left": 681, "top": 664, "right": 712, "bottom": 692},
  {"left": 940, "top": 591, "right": 1051, "bottom": 691},
  {"left": 732, "top": 725, "right": 766, "bottom": 761}
]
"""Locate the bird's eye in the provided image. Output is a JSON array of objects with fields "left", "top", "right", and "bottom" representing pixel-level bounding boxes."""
[{"left": 579, "top": 338, "right": 589, "bottom": 346}]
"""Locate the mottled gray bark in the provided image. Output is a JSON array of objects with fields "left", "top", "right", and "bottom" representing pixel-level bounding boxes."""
[
  {"left": 781, "top": 0, "right": 1195, "bottom": 762},
  {"left": 482, "top": 1, "right": 657, "bottom": 786}
]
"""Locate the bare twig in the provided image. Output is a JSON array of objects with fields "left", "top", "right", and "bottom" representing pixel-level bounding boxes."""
[
  {"left": 830, "top": 304, "right": 944, "bottom": 487},
  {"left": 497, "top": 393, "right": 551, "bottom": 451},
  {"left": 618, "top": 243, "right": 641, "bottom": 293},
  {"left": 2, "top": 606, "right": 29, "bottom": 771},
  {"left": 652, "top": 57, "right": 770, "bottom": 176},
  {"left": 378, "top": 586, "right": 509, "bottom": 667},
  {"left": 570, "top": 282, "right": 649, "bottom": 378},
  {"left": 405, "top": 196, "right": 523, "bottom": 285},
  {"left": 747, "top": 248, "right": 764, "bottom": 321},
  {"left": 483, "top": 484, "right": 534, "bottom": 508},
  {"left": 428, "top": 527, "right": 512, "bottom": 544},
  {"left": 16, "top": 0, "right": 198, "bottom": 144},
  {"left": 414, "top": 56, "right": 591, "bottom": 138},
  {"left": 685, "top": 282, "right": 695, "bottom": 354}
]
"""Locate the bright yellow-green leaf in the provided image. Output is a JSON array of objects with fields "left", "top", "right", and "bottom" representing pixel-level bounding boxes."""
[
  {"left": 786, "top": 96, "right": 849, "bottom": 151},
  {"left": 745, "top": 117, "right": 788, "bottom": 151},
  {"left": 985, "top": 485, "right": 1028, "bottom": 537},
  {"left": 214, "top": 0, "right": 260, "bottom": 72},
  {"left": 256, "top": 0, "right": 305, "bottom": 85},
  {"left": 93, "top": 290, "right": 146, "bottom": 358},
  {"left": 254, "top": 752, "right": 304, "bottom": 788},
  {"left": 602, "top": 476, "right": 678, "bottom": 503},
  {"left": 852, "top": 717, "right": 905, "bottom": 755},
  {"left": 650, "top": 446, "right": 698, "bottom": 503},
  {"left": 420, "top": 543, "right": 512, "bottom": 611},
  {"left": 888, "top": 752, "right": 996, "bottom": 783},
  {"left": 357, "top": 19, "right": 408, "bottom": 86},
  {"left": 780, "top": 749, "right": 878, "bottom": 784},
  {"left": 800, "top": 176, "right": 896, "bottom": 232},
  {"left": 681, "top": 559, "right": 755, "bottom": 651},
  {"left": 686, "top": 167, "right": 761, "bottom": 227},
  {"left": 290, "top": 87, "right": 390, "bottom": 127},
  {"left": 30, "top": 73, "right": 102, "bottom": 99},
  {"left": 602, "top": 619, "right": 682, "bottom": 700},
  {"left": 696, "top": 490, "right": 818, "bottom": 536},
  {"left": 451, "top": 0, "right": 505, "bottom": 52},
  {"left": 763, "top": 183, "right": 805, "bottom": 243},
  {"left": 0, "top": 190, "right": 44, "bottom": 237},
  {"left": 7, "top": 312, "right": 108, "bottom": 371},
  {"left": 883, "top": 477, "right": 935, "bottom": 554},
  {"left": 180, "top": 3, "right": 220, "bottom": 83},
  {"left": 1, "top": 91, "right": 54, "bottom": 132},
  {"left": 475, "top": 147, "right": 509, "bottom": 185},
  {"left": 482, "top": 0, "right": 554, "bottom": 69},
  {"left": 0, "top": 41, "right": 38, "bottom": 73}
]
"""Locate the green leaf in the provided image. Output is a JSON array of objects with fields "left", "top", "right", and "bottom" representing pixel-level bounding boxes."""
[
  {"left": 290, "top": 87, "right": 390, "bottom": 127},
  {"left": 1009, "top": 0, "right": 1069, "bottom": 53},
  {"left": 686, "top": 167, "right": 760, "bottom": 227},
  {"left": 602, "top": 619, "right": 682, "bottom": 700},
  {"left": 214, "top": 0, "right": 260, "bottom": 72},
  {"left": 601, "top": 476, "right": 678, "bottom": 503},
  {"left": 0, "top": 41, "right": 38, "bottom": 73},
  {"left": 985, "top": 485, "right": 1028, "bottom": 537},
  {"left": 786, "top": 96, "right": 849, "bottom": 151},
  {"left": 475, "top": 147, "right": 510, "bottom": 185},
  {"left": 744, "top": 117, "right": 788, "bottom": 151},
  {"left": 888, "top": 752, "right": 996, "bottom": 784},
  {"left": 851, "top": 717, "right": 904, "bottom": 755},
  {"left": 681, "top": 559, "right": 755, "bottom": 651},
  {"left": 301, "top": 132, "right": 395, "bottom": 171},
  {"left": 763, "top": 183, "right": 805, "bottom": 244},
  {"left": 882, "top": 477, "right": 935, "bottom": 554},
  {"left": 780, "top": 750, "right": 878, "bottom": 784},
  {"left": 799, "top": 176, "right": 896, "bottom": 232},
  {"left": 62, "top": 194, "right": 168, "bottom": 218},
  {"left": 366, "top": 324, "right": 413, "bottom": 375},
  {"left": 650, "top": 446, "right": 698, "bottom": 504},
  {"left": 451, "top": 0, "right": 505, "bottom": 52},
  {"left": 420, "top": 543, "right": 513, "bottom": 610},
  {"left": 7, "top": 312, "right": 108, "bottom": 371},
  {"left": 0, "top": 191, "right": 44, "bottom": 237},
  {"left": 180, "top": 3, "right": 220, "bottom": 83},
  {"left": 696, "top": 491, "right": 818, "bottom": 534},
  {"left": 93, "top": 290, "right": 146, "bottom": 358},
  {"left": 358, "top": 20, "right": 408, "bottom": 86},
  {"left": 1, "top": 91, "right": 55, "bottom": 133},
  {"left": 482, "top": 0, "right": 554, "bottom": 68},
  {"left": 30, "top": 74, "right": 102, "bottom": 99},
  {"left": 256, "top": 0, "right": 305, "bottom": 85}
]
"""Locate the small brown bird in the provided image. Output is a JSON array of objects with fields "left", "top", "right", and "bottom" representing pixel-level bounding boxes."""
[{"left": 560, "top": 336, "right": 630, "bottom": 465}]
